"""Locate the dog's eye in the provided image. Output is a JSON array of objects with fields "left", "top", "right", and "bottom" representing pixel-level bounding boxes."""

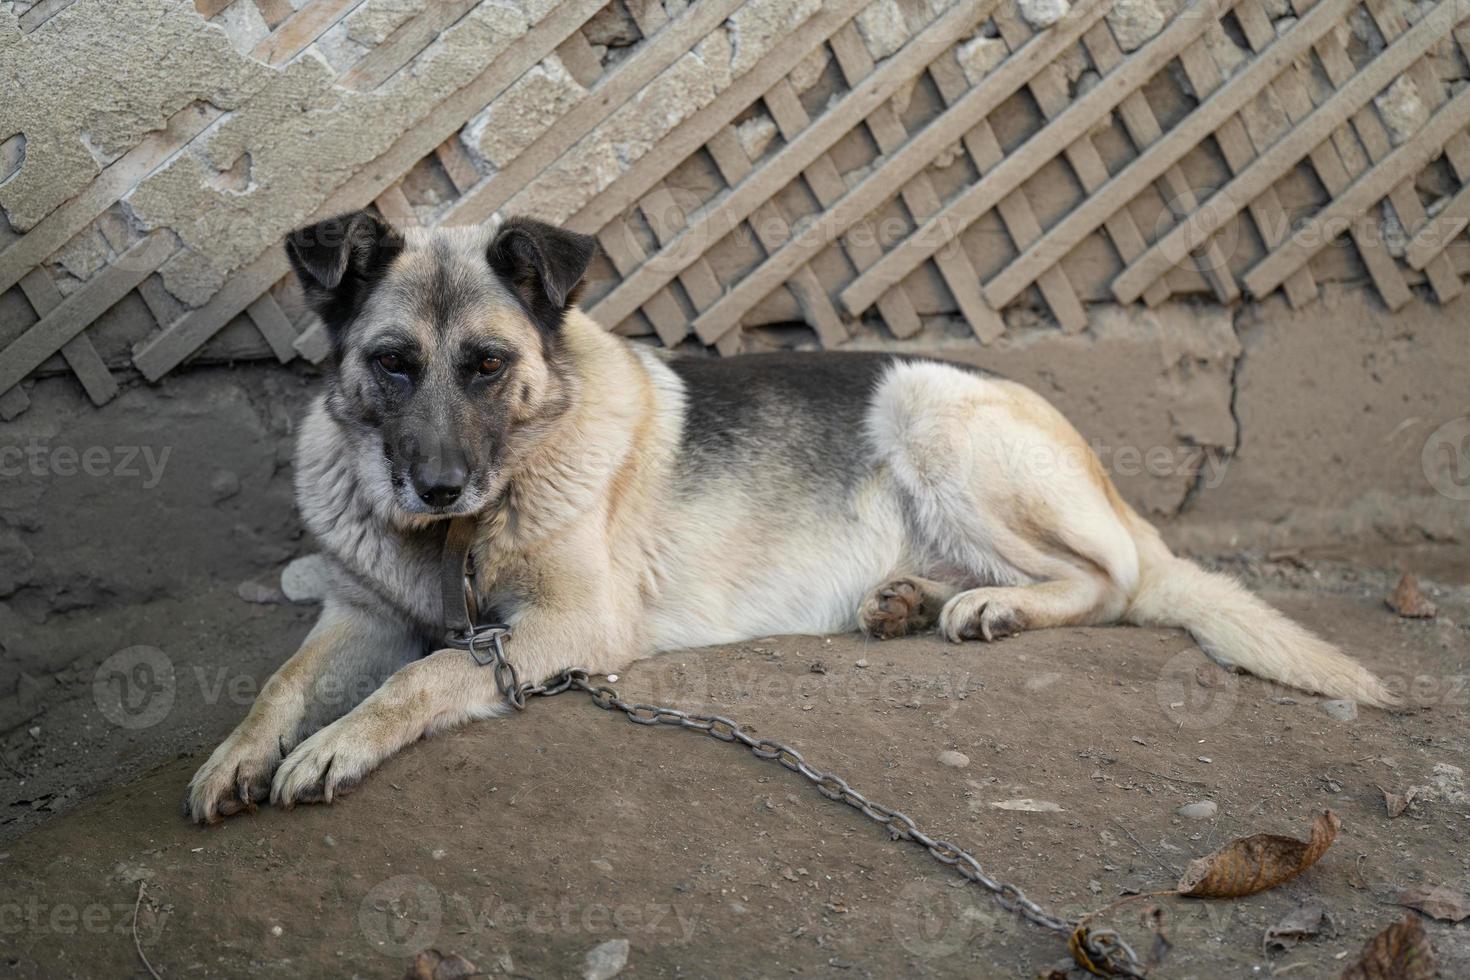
[
  {"left": 375, "top": 353, "right": 404, "bottom": 374},
  {"left": 477, "top": 356, "right": 505, "bottom": 377}
]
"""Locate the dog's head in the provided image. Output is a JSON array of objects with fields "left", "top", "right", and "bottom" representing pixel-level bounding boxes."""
[{"left": 285, "top": 211, "right": 596, "bottom": 519}]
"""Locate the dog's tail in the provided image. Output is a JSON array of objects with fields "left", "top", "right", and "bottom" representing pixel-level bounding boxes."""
[{"left": 1121, "top": 519, "right": 1394, "bottom": 707}]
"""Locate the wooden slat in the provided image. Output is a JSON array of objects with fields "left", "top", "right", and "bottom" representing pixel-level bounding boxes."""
[
  {"left": 555, "top": 30, "right": 605, "bottom": 88},
  {"left": 18, "top": 0, "right": 77, "bottom": 32},
  {"left": 1083, "top": 22, "right": 1237, "bottom": 304},
  {"left": 954, "top": 0, "right": 1353, "bottom": 309},
  {"left": 589, "top": 0, "right": 1050, "bottom": 329},
  {"left": 252, "top": 0, "right": 294, "bottom": 30},
  {"left": 1368, "top": 0, "right": 1470, "bottom": 182},
  {"left": 1405, "top": 184, "right": 1470, "bottom": 268},
  {"left": 246, "top": 294, "right": 300, "bottom": 363},
  {"left": 434, "top": 137, "right": 481, "bottom": 195},
  {"left": 841, "top": 0, "right": 1243, "bottom": 316},
  {"left": 566, "top": 0, "right": 871, "bottom": 236},
  {"left": 1239, "top": 0, "right": 1417, "bottom": 308},
  {"left": 995, "top": 5, "right": 1182, "bottom": 309},
  {"left": 640, "top": 185, "right": 725, "bottom": 336},
  {"left": 0, "top": 385, "right": 28, "bottom": 420},
  {"left": 195, "top": 0, "right": 237, "bottom": 19},
  {"left": 0, "top": 234, "right": 174, "bottom": 395},
  {"left": 17, "top": 269, "right": 118, "bottom": 406},
  {"left": 0, "top": 102, "right": 219, "bottom": 296},
  {"left": 983, "top": 0, "right": 1361, "bottom": 308},
  {"left": 249, "top": 0, "right": 365, "bottom": 67},
  {"left": 927, "top": 48, "right": 1086, "bottom": 334},
  {"left": 597, "top": 224, "right": 690, "bottom": 346},
  {"left": 754, "top": 76, "right": 915, "bottom": 340},
  {"left": 293, "top": 322, "right": 333, "bottom": 363},
  {"left": 340, "top": 0, "right": 479, "bottom": 92},
  {"left": 1113, "top": 0, "right": 1460, "bottom": 303},
  {"left": 1245, "top": 82, "right": 1470, "bottom": 296},
  {"left": 443, "top": 0, "right": 754, "bottom": 226},
  {"left": 374, "top": 184, "right": 419, "bottom": 227},
  {"left": 702, "top": 130, "right": 849, "bottom": 346},
  {"left": 134, "top": 0, "right": 606, "bottom": 381},
  {"left": 1173, "top": 30, "right": 1318, "bottom": 308},
  {"left": 828, "top": 24, "right": 1003, "bottom": 341}
]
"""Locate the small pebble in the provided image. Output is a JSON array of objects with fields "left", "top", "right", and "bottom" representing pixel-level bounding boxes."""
[
  {"left": 323, "top": 835, "right": 336, "bottom": 847},
  {"left": 937, "top": 750, "right": 970, "bottom": 769},
  {"left": 431, "top": 848, "right": 446, "bottom": 860},
  {"left": 1197, "top": 756, "right": 1212, "bottom": 764},
  {"left": 855, "top": 658, "right": 869, "bottom": 668},
  {"left": 1319, "top": 699, "right": 1358, "bottom": 722},
  {"left": 270, "top": 925, "right": 283, "bottom": 937},
  {"left": 607, "top": 674, "right": 618, "bottom": 682},
  {"left": 1177, "top": 801, "right": 1218, "bottom": 820},
  {"left": 583, "top": 937, "right": 630, "bottom": 980}
]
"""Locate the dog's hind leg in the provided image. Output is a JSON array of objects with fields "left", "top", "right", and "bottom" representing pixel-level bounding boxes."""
[
  {"left": 859, "top": 576, "right": 959, "bottom": 639},
  {"left": 868, "top": 362, "right": 1138, "bottom": 646},
  {"left": 937, "top": 575, "right": 1126, "bottom": 642},
  {"left": 867, "top": 359, "right": 1391, "bottom": 705}
]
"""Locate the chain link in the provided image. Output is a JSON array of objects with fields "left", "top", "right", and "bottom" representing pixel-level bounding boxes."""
[{"left": 501, "top": 665, "right": 1146, "bottom": 977}]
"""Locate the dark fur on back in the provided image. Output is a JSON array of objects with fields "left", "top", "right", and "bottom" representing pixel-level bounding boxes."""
[
  {"left": 668, "top": 351, "right": 898, "bottom": 492},
  {"left": 667, "top": 350, "right": 997, "bottom": 496}
]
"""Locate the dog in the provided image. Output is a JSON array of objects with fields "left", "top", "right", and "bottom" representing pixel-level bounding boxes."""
[{"left": 185, "top": 212, "right": 1392, "bottom": 823}]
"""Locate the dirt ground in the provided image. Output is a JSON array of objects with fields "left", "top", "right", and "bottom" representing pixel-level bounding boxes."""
[{"left": 1, "top": 547, "right": 1468, "bottom": 979}]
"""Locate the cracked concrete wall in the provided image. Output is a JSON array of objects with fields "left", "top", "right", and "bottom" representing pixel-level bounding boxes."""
[{"left": 1173, "top": 285, "right": 1470, "bottom": 553}]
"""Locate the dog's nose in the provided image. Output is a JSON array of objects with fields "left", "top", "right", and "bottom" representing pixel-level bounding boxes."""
[
  {"left": 411, "top": 463, "right": 466, "bottom": 508},
  {"left": 418, "top": 481, "right": 462, "bottom": 507}
]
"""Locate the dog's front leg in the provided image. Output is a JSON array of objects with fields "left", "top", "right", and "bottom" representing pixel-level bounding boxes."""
[
  {"left": 270, "top": 607, "right": 628, "bottom": 808},
  {"left": 186, "top": 600, "right": 422, "bottom": 823}
]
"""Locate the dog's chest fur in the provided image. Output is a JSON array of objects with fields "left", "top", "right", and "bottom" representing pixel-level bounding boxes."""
[{"left": 294, "top": 399, "right": 451, "bottom": 631}]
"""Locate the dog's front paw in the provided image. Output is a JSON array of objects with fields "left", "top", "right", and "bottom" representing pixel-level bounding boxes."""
[
  {"left": 185, "top": 726, "right": 289, "bottom": 825},
  {"left": 270, "top": 716, "right": 384, "bottom": 808}
]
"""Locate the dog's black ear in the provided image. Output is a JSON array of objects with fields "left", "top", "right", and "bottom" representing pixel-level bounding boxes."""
[
  {"left": 487, "top": 217, "right": 596, "bottom": 332},
  {"left": 284, "top": 210, "right": 402, "bottom": 335}
]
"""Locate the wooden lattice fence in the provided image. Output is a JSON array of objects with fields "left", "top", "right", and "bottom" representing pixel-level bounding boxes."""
[{"left": 3, "top": 0, "right": 1470, "bottom": 420}]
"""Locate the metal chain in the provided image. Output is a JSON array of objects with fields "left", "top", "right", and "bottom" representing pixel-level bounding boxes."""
[{"left": 503, "top": 665, "right": 1146, "bottom": 977}]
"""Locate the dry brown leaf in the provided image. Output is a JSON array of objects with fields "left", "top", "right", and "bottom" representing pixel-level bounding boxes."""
[
  {"left": 1177, "top": 810, "right": 1340, "bottom": 898},
  {"left": 1348, "top": 855, "right": 1370, "bottom": 891},
  {"left": 1340, "top": 914, "right": 1436, "bottom": 980},
  {"left": 1380, "top": 786, "right": 1419, "bottom": 819},
  {"left": 1265, "top": 903, "right": 1331, "bottom": 952},
  {"left": 404, "top": 948, "right": 479, "bottom": 980},
  {"left": 1386, "top": 573, "right": 1437, "bottom": 619},
  {"left": 1397, "top": 884, "right": 1470, "bottom": 922}
]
